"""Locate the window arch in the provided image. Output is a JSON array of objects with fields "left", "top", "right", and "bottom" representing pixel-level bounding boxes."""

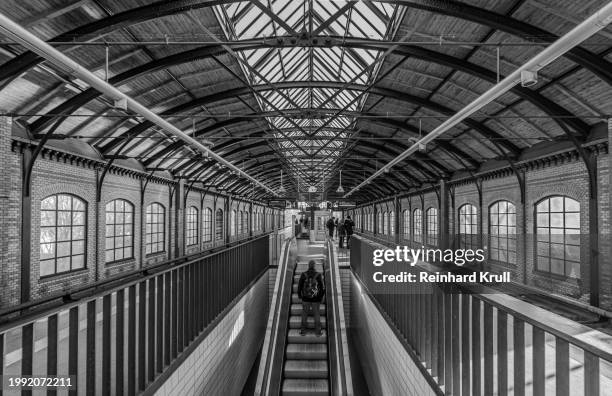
[
  {"left": 413, "top": 208, "right": 422, "bottom": 244},
  {"left": 105, "top": 199, "right": 134, "bottom": 263},
  {"left": 203, "top": 208, "right": 213, "bottom": 242},
  {"left": 186, "top": 206, "right": 198, "bottom": 246},
  {"left": 40, "top": 194, "right": 86, "bottom": 276},
  {"left": 489, "top": 201, "right": 516, "bottom": 265},
  {"left": 215, "top": 209, "right": 224, "bottom": 241},
  {"left": 536, "top": 196, "right": 580, "bottom": 277},
  {"left": 403, "top": 209, "right": 410, "bottom": 237},
  {"left": 426, "top": 207, "right": 438, "bottom": 246},
  {"left": 458, "top": 204, "right": 478, "bottom": 249},
  {"left": 145, "top": 203, "right": 165, "bottom": 254}
]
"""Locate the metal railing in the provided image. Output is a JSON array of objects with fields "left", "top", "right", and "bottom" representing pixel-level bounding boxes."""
[
  {"left": 349, "top": 235, "right": 612, "bottom": 396},
  {"left": 0, "top": 235, "right": 271, "bottom": 395}
]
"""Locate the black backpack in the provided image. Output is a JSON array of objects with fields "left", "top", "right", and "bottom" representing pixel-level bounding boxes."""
[{"left": 302, "top": 272, "right": 320, "bottom": 299}]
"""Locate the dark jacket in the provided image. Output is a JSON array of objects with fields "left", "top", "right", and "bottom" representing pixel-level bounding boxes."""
[
  {"left": 297, "top": 269, "right": 325, "bottom": 302},
  {"left": 338, "top": 222, "right": 346, "bottom": 236},
  {"left": 344, "top": 219, "right": 354, "bottom": 235},
  {"left": 326, "top": 218, "right": 335, "bottom": 230}
]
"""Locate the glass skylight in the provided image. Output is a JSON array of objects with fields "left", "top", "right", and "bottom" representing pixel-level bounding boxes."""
[{"left": 214, "top": 0, "right": 404, "bottom": 192}]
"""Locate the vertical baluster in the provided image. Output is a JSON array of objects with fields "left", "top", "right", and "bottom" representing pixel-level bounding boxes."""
[
  {"left": 116, "top": 289, "right": 124, "bottom": 396},
  {"left": 128, "top": 286, "right": 136, "bottom": 395},
  {"left": 431, "top": 286, "right": 439, "bottom": 379},
  {"left": 532, "top": 327, "right": 545, "bottom": 396},
  {"left": 461, "top": 295, "right": 470, "bottom": 396},
  {"left": 171, "top": 269, "right": 178, "bottom": 359},
  {"left": 148, "top": 278, "right": 156, "bottom": 382},
  {"left": 68, "top": 307, "right": 78, "bottom": 396},
  {"left": 436, "top": 286, "right": 445, "bottom": 387},
  {"left": 472, "top": 298, "right": 481, "bottom": 396},
  {"left": 444, "top": 289, "right": 453, "bottom": 394},
  {"left": 47, "top": 314, "right": 58, "bottom": 396},
  {"left": 164, "top": 273, "right": 171, "bottom": 366},
  {"left": 498, "top": 311, "right": 508, "bottom": 396},
  {"left": 102, "top": 295, "right": 111, "bottom": 395},
  {"left": 452, "top": 292, "right": 460, "bottom": 395},
  {"left": 177, "top": 268, "right": 184, "bottom": 352},
  {"left": 584, "top": 351, "right": 599, "bottom": 396},
  {"left": 556, "top": 337, "right": 569, "bottom": 396},
  {"left": 138, "top": 282, "right": 146, "bottom": 391},
  {"left": 484, "top": 304, "right": 494, "bottom": 395},
  {"left": 22, "top": 323, "right": 33, "bottom": 396},
  {"left": 86, "top": 300, "right": 96, "bottom": 394},
  {"left": 156, "top": 276, "right": 163, "bottom": 374},
  {"left": 514, "top": 318, "right": 525, "bottom": 396}
]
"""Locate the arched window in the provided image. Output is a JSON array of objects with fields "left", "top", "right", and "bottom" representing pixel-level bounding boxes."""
[
  {"left": 231, "top": 209, "right": 236, "bottom": 236},
  {"left": 215, "top": 209, "right": 224, "bottom": 240},
  {"left": 403, "top": 209, "right": 410, "bottom": 237},
  {"left": 459, "top": 204, "right": 478, "bottom": 249},
  {"left": 145, "top": 203, "right": 165, "bottom": 254},
  {"left": 389, "top": 211, "right": 395, "bottom": 235},
  {"left": 203, "top": 208, "right": 212, "bottom": 242},
  {"left": 426, "top": 207, "right": 438, "bottom": 246},
  {"left": 378, "top": 211, "right": 383, "bottom": 234},
  {"left": 40, "top": 194, "right": 86, "bottom": 276},
  {"left": 489, "top": 201, "right": 517, "bottom": 264},
  {"left": 536, "top": 196, "right": 580, "bottom": 277},
  {"left": 382, "top": 212, "right": 388, "bottom": 235},
  {"left": 186, "top": 206, "right": 198, "bottom": 246},
  {"left": 413, "top": 209, "right": 422, "bottom": 243},
  {"left": 105, "top": 199, "right": 134, "bottom": 263}
]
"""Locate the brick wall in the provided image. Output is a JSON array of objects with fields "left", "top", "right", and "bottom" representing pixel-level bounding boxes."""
[
  {"left": 153, "top": 271, "right": 269, "bottom": 396},
  {"left": 0, "top": 115, "right": 20, "bottom": 307}
]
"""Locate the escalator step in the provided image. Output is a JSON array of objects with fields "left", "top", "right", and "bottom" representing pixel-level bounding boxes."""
[
  {"left": 291, "top": 304, "right": 325, "bottom": 315},
  {"left": 282, "top": 379, "right": 329, "bottom": 395},
  {"left": 284, "top": 360, "right": 328, "bottom": 379},
  {"left": 286, "top": 343, "right": 327, "bottom": 360},
  {"left": 289, "top": 316, "right": 326, "bottom": 329},
  {"left": 287, "top": 329, "right": 327, "bottom": 344}
]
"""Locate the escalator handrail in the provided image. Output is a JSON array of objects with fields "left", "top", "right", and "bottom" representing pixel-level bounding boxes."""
[
  {"left": 255, "top": 236, "right": 295, "bottom": 395},
  {"left": 326, "top": 239, "right": 354, "bottom": 396}
]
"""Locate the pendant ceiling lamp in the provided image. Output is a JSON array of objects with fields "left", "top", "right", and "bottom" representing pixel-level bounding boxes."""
[{"left": 336, "top": 170, "right": 345, "bottom": 194}]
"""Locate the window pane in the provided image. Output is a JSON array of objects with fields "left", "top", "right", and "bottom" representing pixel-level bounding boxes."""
[
  {"left": 40, "top": 260, "right": 54, "bottom": 276},
  {"left": 565, "top": 198, "right": 579, "bottom": 212},
  {"left": 72, "top": 255, "right": 84, "bottom": 269},
  {"left": 41, "top": 196, "right": 56, "bottom": 210},
  {"left": 41, "top": 211, "right": 56, "bottom": 226},
  {"left": 57, "top": 257, "right": 70, "bottom": 272}
]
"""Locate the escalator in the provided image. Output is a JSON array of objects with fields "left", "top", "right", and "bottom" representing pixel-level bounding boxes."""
[
  {"left": 256, "top": 239, "right": 352, "bottom": 396},
  {"left": 282, "top": 257, "right": 329, "bottom": 395}
]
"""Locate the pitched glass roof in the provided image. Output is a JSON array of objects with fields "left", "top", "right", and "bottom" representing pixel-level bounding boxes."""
[{"left": 214, "top": 0, "right": 404, "bottom": 194}]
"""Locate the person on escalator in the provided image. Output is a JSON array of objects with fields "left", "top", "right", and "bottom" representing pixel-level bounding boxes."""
[
  {"left": 326, "top": 217, "right": 335, "bottom": 239},
  {"left": 297, "top": 260, "right": 325, "bottom": 336},
  {"left": 338, "top": 219, "right": 346, "bottom": 249}
]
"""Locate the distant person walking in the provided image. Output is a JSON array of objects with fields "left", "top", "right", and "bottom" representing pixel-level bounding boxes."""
[
  {"left": 326, "top": 216, "right": 335, "bottom": 239},
  {"left": 344, "top": 215, "right": 355, "bottom": 247},
  {"left": 297, "top": 260, "right": 325, "bottom": 336},
  {"left": 338, "top": 219, "right": 346, "bottom": 249}
]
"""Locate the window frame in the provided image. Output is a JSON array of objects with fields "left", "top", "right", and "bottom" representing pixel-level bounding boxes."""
[
  {"left": 105, "top": 198, "right": 134, "bottom": 264},
  {"left": 203, "top": 207, "right": 213, "bottom": 242},
  {"left": 145, "top": 202, "right": 166, "bottom": 255},
  {"left": 426, "top": 207, "right": 438, "bottom": 247},
  {"left": 215, "top": 209, "right": 224, "bottom": 241},
  {"left": 535, "top": 196, "right": 581, "bottom": 278},
  {"left": 458, "top": 204, "right": 478, "bottom": 250},
  {"left": 413, "top": 208, "right": 422, "bottom": 244},
  {"left": 39, "top": 193, "right": 87, "bottom": 277},
  {"left": 488, "top": 200, "right": 517, "bottom": 266},
  {"left": 185, "top": 206, "right": 199, "bottom": 246}
]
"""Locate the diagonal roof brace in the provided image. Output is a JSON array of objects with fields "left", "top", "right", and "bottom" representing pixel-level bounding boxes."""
[
  {"left": 345, "top": 1, "right": 612, "bottom": 198},
  {"left": 0, "top": 11, "right": 278, "bottom": 197}
]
